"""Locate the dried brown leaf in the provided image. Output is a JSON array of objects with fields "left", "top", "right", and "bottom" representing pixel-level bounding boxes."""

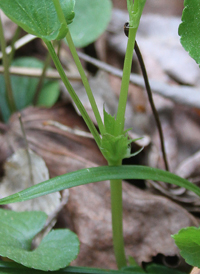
[{"left": 65, "top": 181, "right": 198, "bottom": 269}]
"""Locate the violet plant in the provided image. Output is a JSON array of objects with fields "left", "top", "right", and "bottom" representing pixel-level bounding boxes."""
[{"left": 0, "top": 0, "right": 199, "bottom": 273}]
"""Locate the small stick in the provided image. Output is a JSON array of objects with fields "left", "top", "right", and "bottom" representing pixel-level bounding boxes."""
[{"left": 43, "top": 120, "right": 93, "bottom": 139}]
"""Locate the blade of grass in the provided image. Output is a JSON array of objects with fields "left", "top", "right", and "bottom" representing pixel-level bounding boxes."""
[{"left": 0, "top": 165, "right": 199, "bottom": 205}]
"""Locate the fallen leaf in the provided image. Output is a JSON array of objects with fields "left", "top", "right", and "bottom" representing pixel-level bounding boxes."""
[
  {"left": 0, "top": 148, "right": 61, "bottom": 215},
  {"left": 65, "top": 180, "right": 198, "bottom": 269},
  {"left": 1, "top": 104, "right": 106, "bottom": 178}
]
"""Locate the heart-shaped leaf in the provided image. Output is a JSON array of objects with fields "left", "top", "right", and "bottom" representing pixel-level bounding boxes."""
[
  {"left": 0, "top": 209, "right": 47, "bottom": 250},
  {"left": 179, "top": 0, "right": 200, "bottom": 65},
  {"left": 0, "top": 0, "right": 75, "bottom": 40},
  {"left": 0, "top": 209, "right": 79, "bottom": 271},
  {"left": 172, "top": 227, "right": 200, "bottom": 268},
  {"left": 68, "top": 0, "right": 112, "bottom": 47}
]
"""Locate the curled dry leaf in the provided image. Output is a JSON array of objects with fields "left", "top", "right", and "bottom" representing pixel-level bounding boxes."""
[{"left": 0, "top": 148, "right": 61, "bottom": 215}]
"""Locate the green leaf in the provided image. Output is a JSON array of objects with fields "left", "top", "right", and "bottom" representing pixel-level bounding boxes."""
[
  {"left": 68, "top": 0, "right": 112, "bottom": 47},
  {"left": 0, "top": 165, "right": 200, "bottom": 205},
  {"left": 101, "top": 109, "right": 129, "bottom": 164},
  {"left": 100, "top": 109, "right": 142, "bottom": 164},
  {"left": 0, "top": 0, "right": 75, "bottom": 40},
  {"left": 0, "top": 209, "right": 47, "bottom": 250},
  {"left": 0, "top": 57, "right": 59, "bottom": 122},
  {"left": 0, "top": 209, "right": 79, "bottom": 271},
  {"left": 103, "top": 109, "right": 116, "bottom": 136},
  {"left": 146, "top": 264, "right": 187, "bottom": 274},
  {"left": 36, "top": 81, "right": 60, "bottom": 107},
  {"left": 172, "top": 227, "right": 200, "bottom": 268},
  {"left": 179, "top": 0, "right": 200, "bottom": 65},
  {"left": 101, "top": 133, "right": 131, "bottom": 164}
]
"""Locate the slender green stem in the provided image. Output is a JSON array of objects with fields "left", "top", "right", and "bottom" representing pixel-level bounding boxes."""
[
  {"left": 52, "top": 0, "right": 67, "bottom": 26},
  {"left": 115, "top": 26, "right": 137, "bottom": 136},
  {"left": 127, "top": 0, "right": 134, "bottom": 23},
  {"left": 8, "top": 26, "right": 21, "bottom": 65},
  {"left": 110, "top": 177, "right": 126, "bottom": 269},
  {"left": 108, "top": 158, "right": 126, "bottom": 269},
  {"left": 0, "top": 14, "right": 16, "bottom": 113},
  {"left": 45, "top": 40, "right": 101, "bottom": 148},
  {"left": 110, "top": 1, "right": 146, "bottom": 267},
  {"left": 115, "top": 0, "right": 146, "bottom": 136},
  {"left": 57, "top": 40, "right": 62, "bottom": 57},
  {"left": 66, "top": 31, "right": 105, "bottom": 136},
  {"left": 52, "top": 0, "right": 104, "bottom": 135},
  {"left": 33, "top": 51, "right": 51, "bottom": 105}
]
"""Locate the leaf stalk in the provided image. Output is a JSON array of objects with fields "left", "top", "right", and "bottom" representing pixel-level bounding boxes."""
[{"left": 45, "top": 41, "right": 101, "bottom": 148}]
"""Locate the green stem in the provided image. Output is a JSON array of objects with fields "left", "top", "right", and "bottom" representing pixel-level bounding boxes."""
[
  {"left": 52, "top": 0, "right": 67, "bottom": 26},
  {"left": 66, "top": 31, "right": 105, "bottom": 136},
  {"left": 33, "top": 51, "right": 51, "bottom": 105},
  {"left": 0, "top": 14, "right": 16, "bottom": 113},
  {"left": 52, "top": 0, "right": 104, "bottom": 135},
  {"left": 115, "top": 26, "right": 137, "bottom": 135},
  {"left": 110, "top": 177, "right": 126, "bottom": 269},
  {"left": 115, "top": 0, "right": 146, "bottom": 136},
  {"left": 9, "top": 26, "right": 21, "bottom": 65},
  {"left": 45, "top": 40, "right": 101, "bottom": 148}
]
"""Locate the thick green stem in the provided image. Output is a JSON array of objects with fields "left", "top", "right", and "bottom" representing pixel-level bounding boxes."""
[
  {"left": 110, "top": 176, "right": 126, "bottom": 269},
  {"left": 66, "top": 31, "right": 105, "bottom": 136},
  {"left": 110, "top": 1, "right": 146, "bottom": 267},
  {"left": 0, "top": 14, "right": 16, "bottom": 113},
  {"left": 109, "top": 159, "right": 126, "bottom": 269},
  {"left": 45, "top": 40, "right": 101, "bottom": 148},
  {"left": 115, "top": 26, "right": 137, "bottom": 135}
]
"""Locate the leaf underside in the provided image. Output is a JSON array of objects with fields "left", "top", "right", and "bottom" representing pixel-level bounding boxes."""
[{"left": 0, "top": 0, "right": 75, "bottom": 40}]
